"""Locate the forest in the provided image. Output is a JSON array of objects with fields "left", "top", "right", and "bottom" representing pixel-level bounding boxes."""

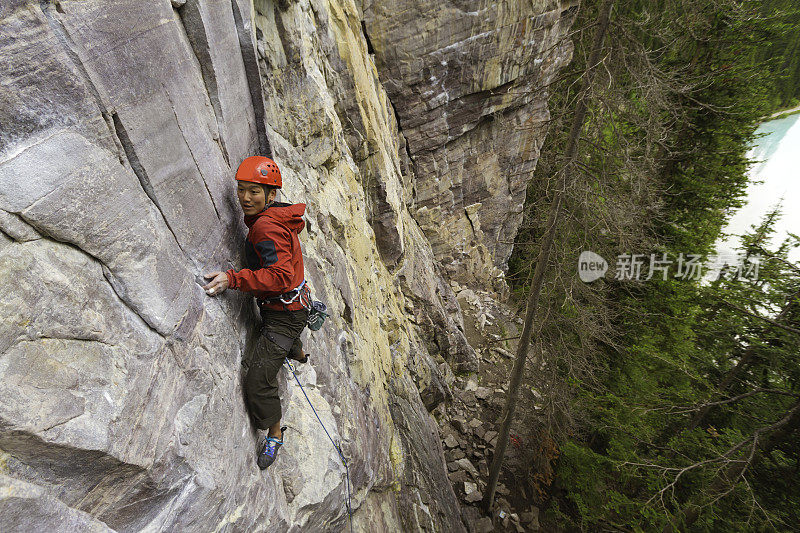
[{"left": 503, "top": 0, "right": 800, "bottom": 530}]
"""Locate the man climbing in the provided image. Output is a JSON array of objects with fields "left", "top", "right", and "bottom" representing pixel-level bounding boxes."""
[{"left": 202, "top": 155, "right": 310, "bottom": 470}]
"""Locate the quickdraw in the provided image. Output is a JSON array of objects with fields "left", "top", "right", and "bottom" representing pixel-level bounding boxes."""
[{"left": 297, "top": 283, "right": 328, "bottom": 331}]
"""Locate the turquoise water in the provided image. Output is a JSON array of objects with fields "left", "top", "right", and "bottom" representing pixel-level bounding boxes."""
[{"left": 715, "top": 113, "right": 800, "bottom": 264}]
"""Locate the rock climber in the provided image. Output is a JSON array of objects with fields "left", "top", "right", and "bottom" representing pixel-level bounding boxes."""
[{"left": 202, "top": 155, "right": 311, "bottom": 470}]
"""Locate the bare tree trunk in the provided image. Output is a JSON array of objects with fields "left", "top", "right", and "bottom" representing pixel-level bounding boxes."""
[{"left": 481, "top": 0, "right": 615, "bottom": 514}]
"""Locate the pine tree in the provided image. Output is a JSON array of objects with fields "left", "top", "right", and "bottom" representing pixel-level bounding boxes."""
[{"left": 504, "top": 0, "right": 799, "bottom": 529}]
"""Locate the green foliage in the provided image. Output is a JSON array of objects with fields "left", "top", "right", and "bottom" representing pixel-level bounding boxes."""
[
  {"left": 507, "top": 0, "right": 800, "bottom": 530},
  {"left": 757, "top": 0, "right": 800, "bottom": 109}
]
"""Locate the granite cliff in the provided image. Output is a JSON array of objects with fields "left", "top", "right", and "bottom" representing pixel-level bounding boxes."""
[{"left": 0, "top": 0, "right": 574, "bottom": 530}]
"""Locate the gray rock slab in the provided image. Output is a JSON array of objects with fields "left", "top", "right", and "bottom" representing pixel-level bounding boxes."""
[{"left": 0, "top": 474, "right": 113, "bottom": 533}]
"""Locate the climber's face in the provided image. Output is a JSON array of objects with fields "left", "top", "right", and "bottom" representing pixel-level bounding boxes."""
[{"left": 237, "top": 182, "right": 276, "bottom": 215}]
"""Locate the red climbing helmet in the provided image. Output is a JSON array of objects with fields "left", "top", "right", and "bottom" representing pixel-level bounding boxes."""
[{"left": 235, "top": 156, "right": 282, "bottom": 188}]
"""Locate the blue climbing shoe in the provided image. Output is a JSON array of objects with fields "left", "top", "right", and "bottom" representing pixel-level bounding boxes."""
[{"left": 258, "top": 435, "right": 283, "bottom": 470}]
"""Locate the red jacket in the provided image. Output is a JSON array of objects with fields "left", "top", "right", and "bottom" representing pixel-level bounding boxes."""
[{"left": 225, "top": 202, "right": 307, "bottom": 311}]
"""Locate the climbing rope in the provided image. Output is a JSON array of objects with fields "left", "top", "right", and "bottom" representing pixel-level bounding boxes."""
[{"left": 284, "top": 358, "right": 354, "bottom": 533}]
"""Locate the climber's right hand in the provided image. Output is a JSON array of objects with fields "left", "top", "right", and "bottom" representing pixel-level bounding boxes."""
[{"left": 202, "top": 271, "right": 229, "bottom": 296}]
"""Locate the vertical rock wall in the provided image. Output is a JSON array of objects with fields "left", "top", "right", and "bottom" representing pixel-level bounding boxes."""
[
  {"left": 0, "top": 0, "right": 574, "bottom": 531},
  {"left": 362, "top": 0, "right": 577, "bottom": 292}
]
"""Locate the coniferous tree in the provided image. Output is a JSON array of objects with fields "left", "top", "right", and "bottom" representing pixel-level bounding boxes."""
[{"left": 503, "top": 0, "right": 799, "bottom": 529}]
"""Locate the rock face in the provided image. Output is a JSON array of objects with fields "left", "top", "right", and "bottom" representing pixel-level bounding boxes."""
[
  {"left": 363, "top": 0, "right": 577, "bottom": 292},
  {"left": 0, "top": 0, "right": 573, "bottom": 531}
]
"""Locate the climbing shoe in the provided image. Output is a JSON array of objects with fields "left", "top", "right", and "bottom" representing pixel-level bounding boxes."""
[{"left": 257, "top": 432, "right": 284, "bottom": 470}]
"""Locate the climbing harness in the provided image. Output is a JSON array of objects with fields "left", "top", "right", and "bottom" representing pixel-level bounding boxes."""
[
  {"left": 280, "top": 279, "right": 307, "bottom": 305},
  {"left": 261, "top": 279, "right": 329, "bottom": 331},
  {"left": 259, "top": 279, "right": 307, "bottom": 307},
  {"left": 284, "top": 358, "right": 354, "bottom": 533}
]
